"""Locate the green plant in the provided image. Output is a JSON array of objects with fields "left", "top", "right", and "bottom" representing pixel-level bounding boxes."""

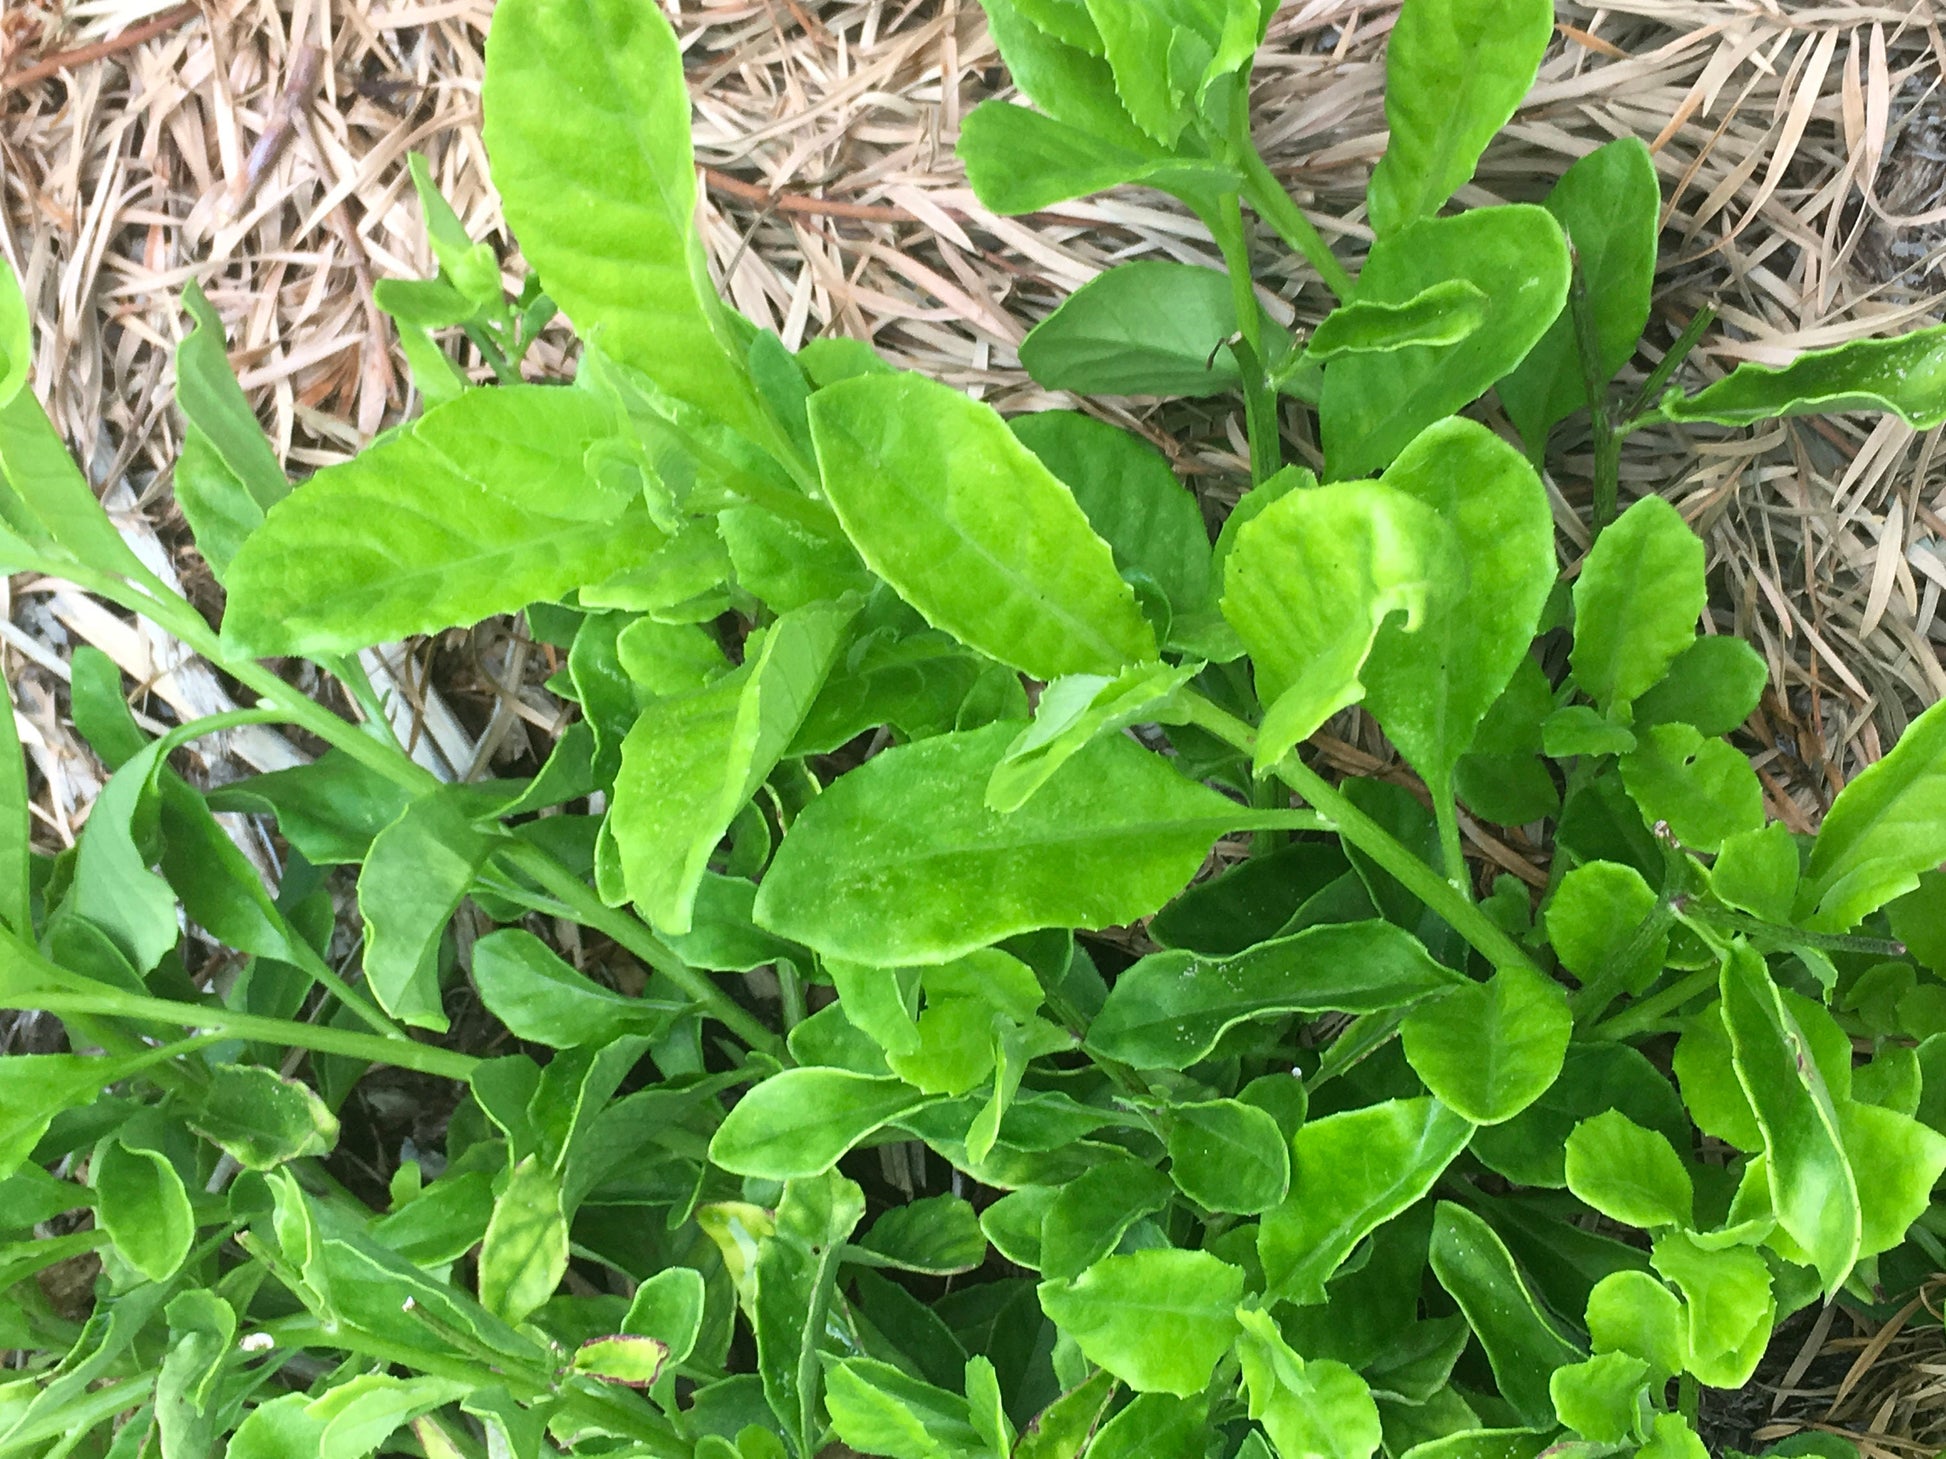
[{"left": 1, "top": 0, "right": 1943, "bottom": 1455}]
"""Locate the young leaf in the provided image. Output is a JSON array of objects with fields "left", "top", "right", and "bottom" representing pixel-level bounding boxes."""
[
  {"left": 624, "top": 1267, "right": 707, "bottom": 1365},
  {"left": 1360, "top": 417, "right": 1556, "bottom": 809},
  {"left": 1564, "top": 1112, "right": 1694, "bottom": 1230},
  {"left": 1499, "top": 138, "right": 1662, "bottom": 450},
  {"left": 1549, "top": 1351, "right": 1651, "bottom": 1445},
  {"left": 856, "top": 1194, "right": 989, "bottom": 1275},
  {"left": 1222, "top": 478, "right": 1460, "bottom": 772},
  {"left": 93, "top": 1138, "right": 194, "bottom": 1283},
  {"left": 1546, "top": 860, "right": 1666, "bottom": 997},
  {"left": 1570, "top": 495, "right": 1705, "bottom": 715},
  {"left": 479, "top": 1154, "right": 568, "bottom": 1326},
  {"left": 223, "top": 385, "right": 656, "bottom": 656},
  {"left": 1429, "top": 1202, "right": 1583, "bottom": 1428},
  {"left": 1365, "top": 0, "right": 1555, "bottom": 235},
  {"left": 480, "top": 0, "right": 768, "bottom": 443},
  {"left": 1648, "top": 1231, "right": 1774, "bottom": 1389},
  {"left": 1018, "top": 262, "right": 1246, "bottom": 397},
  {"left": 358, "top": 785, "right": 501, "bottom": 1032},
  {"left": 1585, "top": 1270, "right": 1685, "bottom": 1386},
  {"left": 1036, "top": 1249, "right": 1244, "bottom": 1396},
  {"left": 173, "top": 280, "right": 289, "bottom": 579},
  {"left": 1656, "top": 324, "right": 1946, "bottom": 429},
  {"left": 1234, "top": 1307, "right": 1383, "bottom": 1459},
  {"left": 1719, "top": 944, "right": 1860, "bottom": 1293},
  {"left": 754, "top": 723, "right": 1270, "bottom": 964},
  {"left": 1260, "top": 1098, "right": 1474, "bottom": 1305},
  {"left": 1299, "top": 280, "right": 1489, "bottom": 363},
  {"left": 1619, "top": 723, "right": 1765, "bottom": 853},
  {"left": 612, "top": 600, "right": 850, "bottom": 933},
  {"left": 471, "top": 929, "right": 675, "bottom": 1048},
  {"left": 1400, "top": 964, "right": 1571, "bottom": 1125},
  {"left": 1632, "top": 635, "right": 1768, "bottom": 738},
  {"left": 809, "top": 373, "right": 1154, "bottom": 678},
  {"left": 986, "top": 661, "right": 1196, "bottom": 812},
  {"left": 1040, "top": 1159, "right": 1173, "bottom": 1280},
  {"left": 957, "top": 101, "right": 1228, "bottom": 215},
  {"left": 1797, "top": 695, "right": 1946, "bottom": 930},
  {"left": 709, "top": 1069, "right": 936, "bottom": 1179},
  {"left": 1840, "top": 1101, "right": 1946, "bottom": 1258},
  {"left": 1010, "top": 410, "right": 1213, "bottom": 622},
  {"left": 47, "top": 738, "right": 176, "bottom": 977},
  {"left": 1320, "top": 206, "right": 1571, "bottom": 478},
  {"left": 1165, "top": 1098, "right": 1291, "bottom": 1215},
  {"left": 1086, "top": 918, "right": 1461, "bottom": 1069}
]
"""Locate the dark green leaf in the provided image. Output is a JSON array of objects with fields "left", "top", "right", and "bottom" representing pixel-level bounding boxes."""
[
  {"left": 1302, "top": 281, "right": 1489, "bottom": 363},
  {"left": 471, "top": 929, "right": 676, "bottom": 1047},
  {"left": 1632, "top": 635, "right": 1769, "bottom": 737},
  {"left": 1087, "top": 919, "right": 1461, "bottom": 1069},
  {"left": 855, "top": 1193, "right": 988, "bottom": 1275},
  {"left": 1018, "top": 262, "right": 1243, "bottom": 397}
]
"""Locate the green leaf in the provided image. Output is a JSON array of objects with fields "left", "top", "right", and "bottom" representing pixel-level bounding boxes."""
[
  {"left": 987, "top": 661, "right": 1196, "bottom": 812},
  {"left": 810, "top": 372, "right": 1153, "bottom": 679},
  {"left": 1618, "top": 723, "right": 1764, "bottom": 853},
  {"left": 1018, "top": 262, "right": 1244, "bottom": 397},
  {"left": 1040, "top": 1159, "right": 1173, "bottom": 1280},
  {"left": 1565, "top": 1112, "right": 1693, "bottom": 1230},
  {"left": 1088, "top": 919, "right": 1461, "bottom": 1069},
  {"left": 1089, "top": 1394, "right": 1208, "bottom": 1459},
  {"left": 224, "top": 385, "right": 655, "bottom": 656},
  {"left": 1719, "top": 945, "right": 1860, "bottom": 1293},
  {"left": 1473, "top": 1042, "right": 1691, "bottom": 1189},
  {"left": 1797, "top": 695, "right": 1946, "bottom": 930},
  {"left": 358, "top": 785, "right": 500, "bottom": 1032},
  {"left": 1366, "top": 0, "right": 1554, "bottom": 234},
  {"left": 480, "top": 0, "right": 767, "bottom": 442},
  {"left": 1301, "top": 281, "right": 1489, "bottom": 364},
  {"left": 479, "top": 1154, "right": 568, "bottom": 1325},
  {"left": 1322, "top": 206, "right": 1570, "bottom": 479},
  {"left": 1360, "top": 418, "right": 1556, "bottom": 805},
  {"left": 310, "top": 1373, "right": 473, "bottom": 1459},
  {"left": 1013, "top": 1370, "right": 1117, "bottom": 1459},
  {"left": 755, "top": 723, "right": 1265, "bottom": 964},
  {"left": 1037, "top": 1249, "right": 1243, "bottom": 1396},
  {"left": 709, "top": 1069, "right": 935, "bottom": 1179},
  {"left": 1429, "top": 1202, "right": 1583, "bottom": 1428},
  {"left": 1632, "top": 636, "right": 1769, "bottom": 738},
  {"left": 957, "top": 100, "right": 1227, "bottom": 215},
  {"left": 0, "top": 257, "right": 143, "bottom": 578},
  {"left": 1546, "top": 861, "right": 1666, "bottom": 996},
  {"left": 1709, "top": 823, "right": 1800, "bottom": 925},
  {"left": 188, "top": 1064, "right": 339, "bottom": 1170},
  {"left": 1585, "top": 1270, "right": 1685, "bottom": 1386},
  {"left": 720, "top": 504, "right": 872, "bottom": 612},
  {"left": 1223, "top": 477, "right": 1460, "bottom": 771},
  {"left": 1401, "top": 964, "right": 1571, "bottom": 1124},
  {"left": 0, "top": 1056, "right": 125, "bottom": 1178},
  {"left": 173, "top": 281, "right": 289, "bottom": 579},
  {"left": 1235, "top": 1307, "right": 1383, "bottom": 1459},
  {"left": 48, "top": 738, "right": 176, "bottom": 977},
  {"left": 1656, "top": 324, "right": 1946, "bottom": 429},
  {"left": 1541, "top": 704, "right": 1637, "bottom": 758},
  {"left": 471, "top": 928, "right": 675, "bottom": 1047},
  {"left": 93, "top": 1138, "right": 194, "bottom": 1282},
  {"left": 574, "top": 1334, "right": 670, "bottom": 1386},
  {"left": 1635, "top": 1414, "right": 1709, "bottom": 1459},
  {"left": 624, "top": 1266, "right": 706, "bottom": 1365},
  {"left": 1499, "top": 138, "right": 1662, "bottom": 449},
  {"left": 1260, "top": 1098, "right": 1473, "bottom": 1305},
  {"left": 0, "top": 679, "right": 27, "bottom": 940},
  {"left": 1648, "top": 1230, "right": 1773, "bottom": 1389},
  {"left": 157, "top": 1290, "right": 236, "bottom": 1459},
  {"left": 1839, "top": 1100, "right": 1946, "bottom": 1259},
  {"left": 1570, "top": 495, "right": 1705, "bottom": 715},
  {"left": 613, "top": 600, "right": 850, "bottom": 933},
  {"left": 406, "top": 152, "right": 503, "bottom": 311},
  {"left": 756, "top": 1171, "right": 867, "bottom": 1457},
  {"left": 856, "top": 1194, "right": 988, "bottom": 1275},
  {"left": 228, "top": 1394, "right": 331, "bottom": 1459},
  {"left": 1010, "top": 409, "right": 1213, "bottom": 624},
  {"left": 1549, "top": 1351, "right": 1650, "bottom": 1445},
  {"left": 826, "top": 1356, "right": 984, "bottom": 1459},
  {"left": 1166, "top": 1098, "right": 1290, "bottom": 1215},
  {"left": 206, "top": 750, "right": 414, "bottom": 865}
]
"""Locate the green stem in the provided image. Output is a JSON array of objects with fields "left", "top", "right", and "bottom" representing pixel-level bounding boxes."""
[
  {"left": 1623, "top": 304, "right": 1717, "bottom": 424},
  {"left": 1587, "top": 966, "right": 1718, "bottom": 1043},
  {"left": 1208, "top": 192, "right": 1282, "bottom": 485},
  {"left": 501, "top": 842, "right": 782, "bottom": 1057},
  {"left": 1567, "top": 899, "right": 1678, "bottom": 1027},
  {"left": 1238, "top": 148, "right": 1355, "bottom": 302},
  {"left": 1688, "top": 905, "right": 1908, "bottom": 959},
  {"left": 1433, "top": 795, "right": 1469, "bottom": 900},
  {"left": 1179, "top": 692, "right": 1541, "bottom": 976},
  {"left": 1565, "top": 249, "right": 1620, "bottom": 534}
]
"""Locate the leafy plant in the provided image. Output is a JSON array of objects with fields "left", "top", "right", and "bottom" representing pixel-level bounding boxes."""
[{"left": 1, "top": 0, "right": 1943, "bottom": 1457}]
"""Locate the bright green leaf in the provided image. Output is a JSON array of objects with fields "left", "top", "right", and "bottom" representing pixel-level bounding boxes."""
[
  {"left": 1570, "top": 495, "right": 1705, "bottom": 715},
  {"left": 1037, "top": 1249, "right": 1243, "bottom": 1396},
  {"left": 93, "top": 1138, "right": 194, "bottom": 1283},
  {"left": 709, "top": 1069, "right": 935, "bottom": 1179},
  {"left": 1565, "top": 1112, "right": 1693, "bottom": 1230},
  {"left": 1018, "top": 262, "right": 1245, "bottom": 397},
  {"left": 1429, "top": 1202, "right": 1583, "bottom": 1428},
  {"left": 479, "top": 1154, "right": 568, "bottom": 1326},
  {"left": 1235, "top": 1306, "right": 1383, "bottom": 1459},
  {"left": 1401, "top": 963, "right": 1570, "bottom": 1125},
  {"left": 1657, "top": 325, "right": 1946, "bottom": 430},
  {"left": 1166, "top": 1098, "right": 1290, "bottom": 1215},
  {"left": 1619, "top": 723, "right": 1765, "bottom": 853},
  {"left": 1798, "top": 696, "right": 1946, "bottom": 930}
]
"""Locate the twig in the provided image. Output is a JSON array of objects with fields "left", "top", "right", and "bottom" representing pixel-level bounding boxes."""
[
  {"left": 223, "top": 42, "right": 324, "bottom": 216},
  {"left": 0, "top": 2, "right": 200, "bottom": 94}
]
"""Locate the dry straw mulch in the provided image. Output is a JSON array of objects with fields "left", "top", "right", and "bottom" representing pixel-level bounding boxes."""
[{"left": 3, "top": 0, "right": 1946, "bottom": 1439}]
